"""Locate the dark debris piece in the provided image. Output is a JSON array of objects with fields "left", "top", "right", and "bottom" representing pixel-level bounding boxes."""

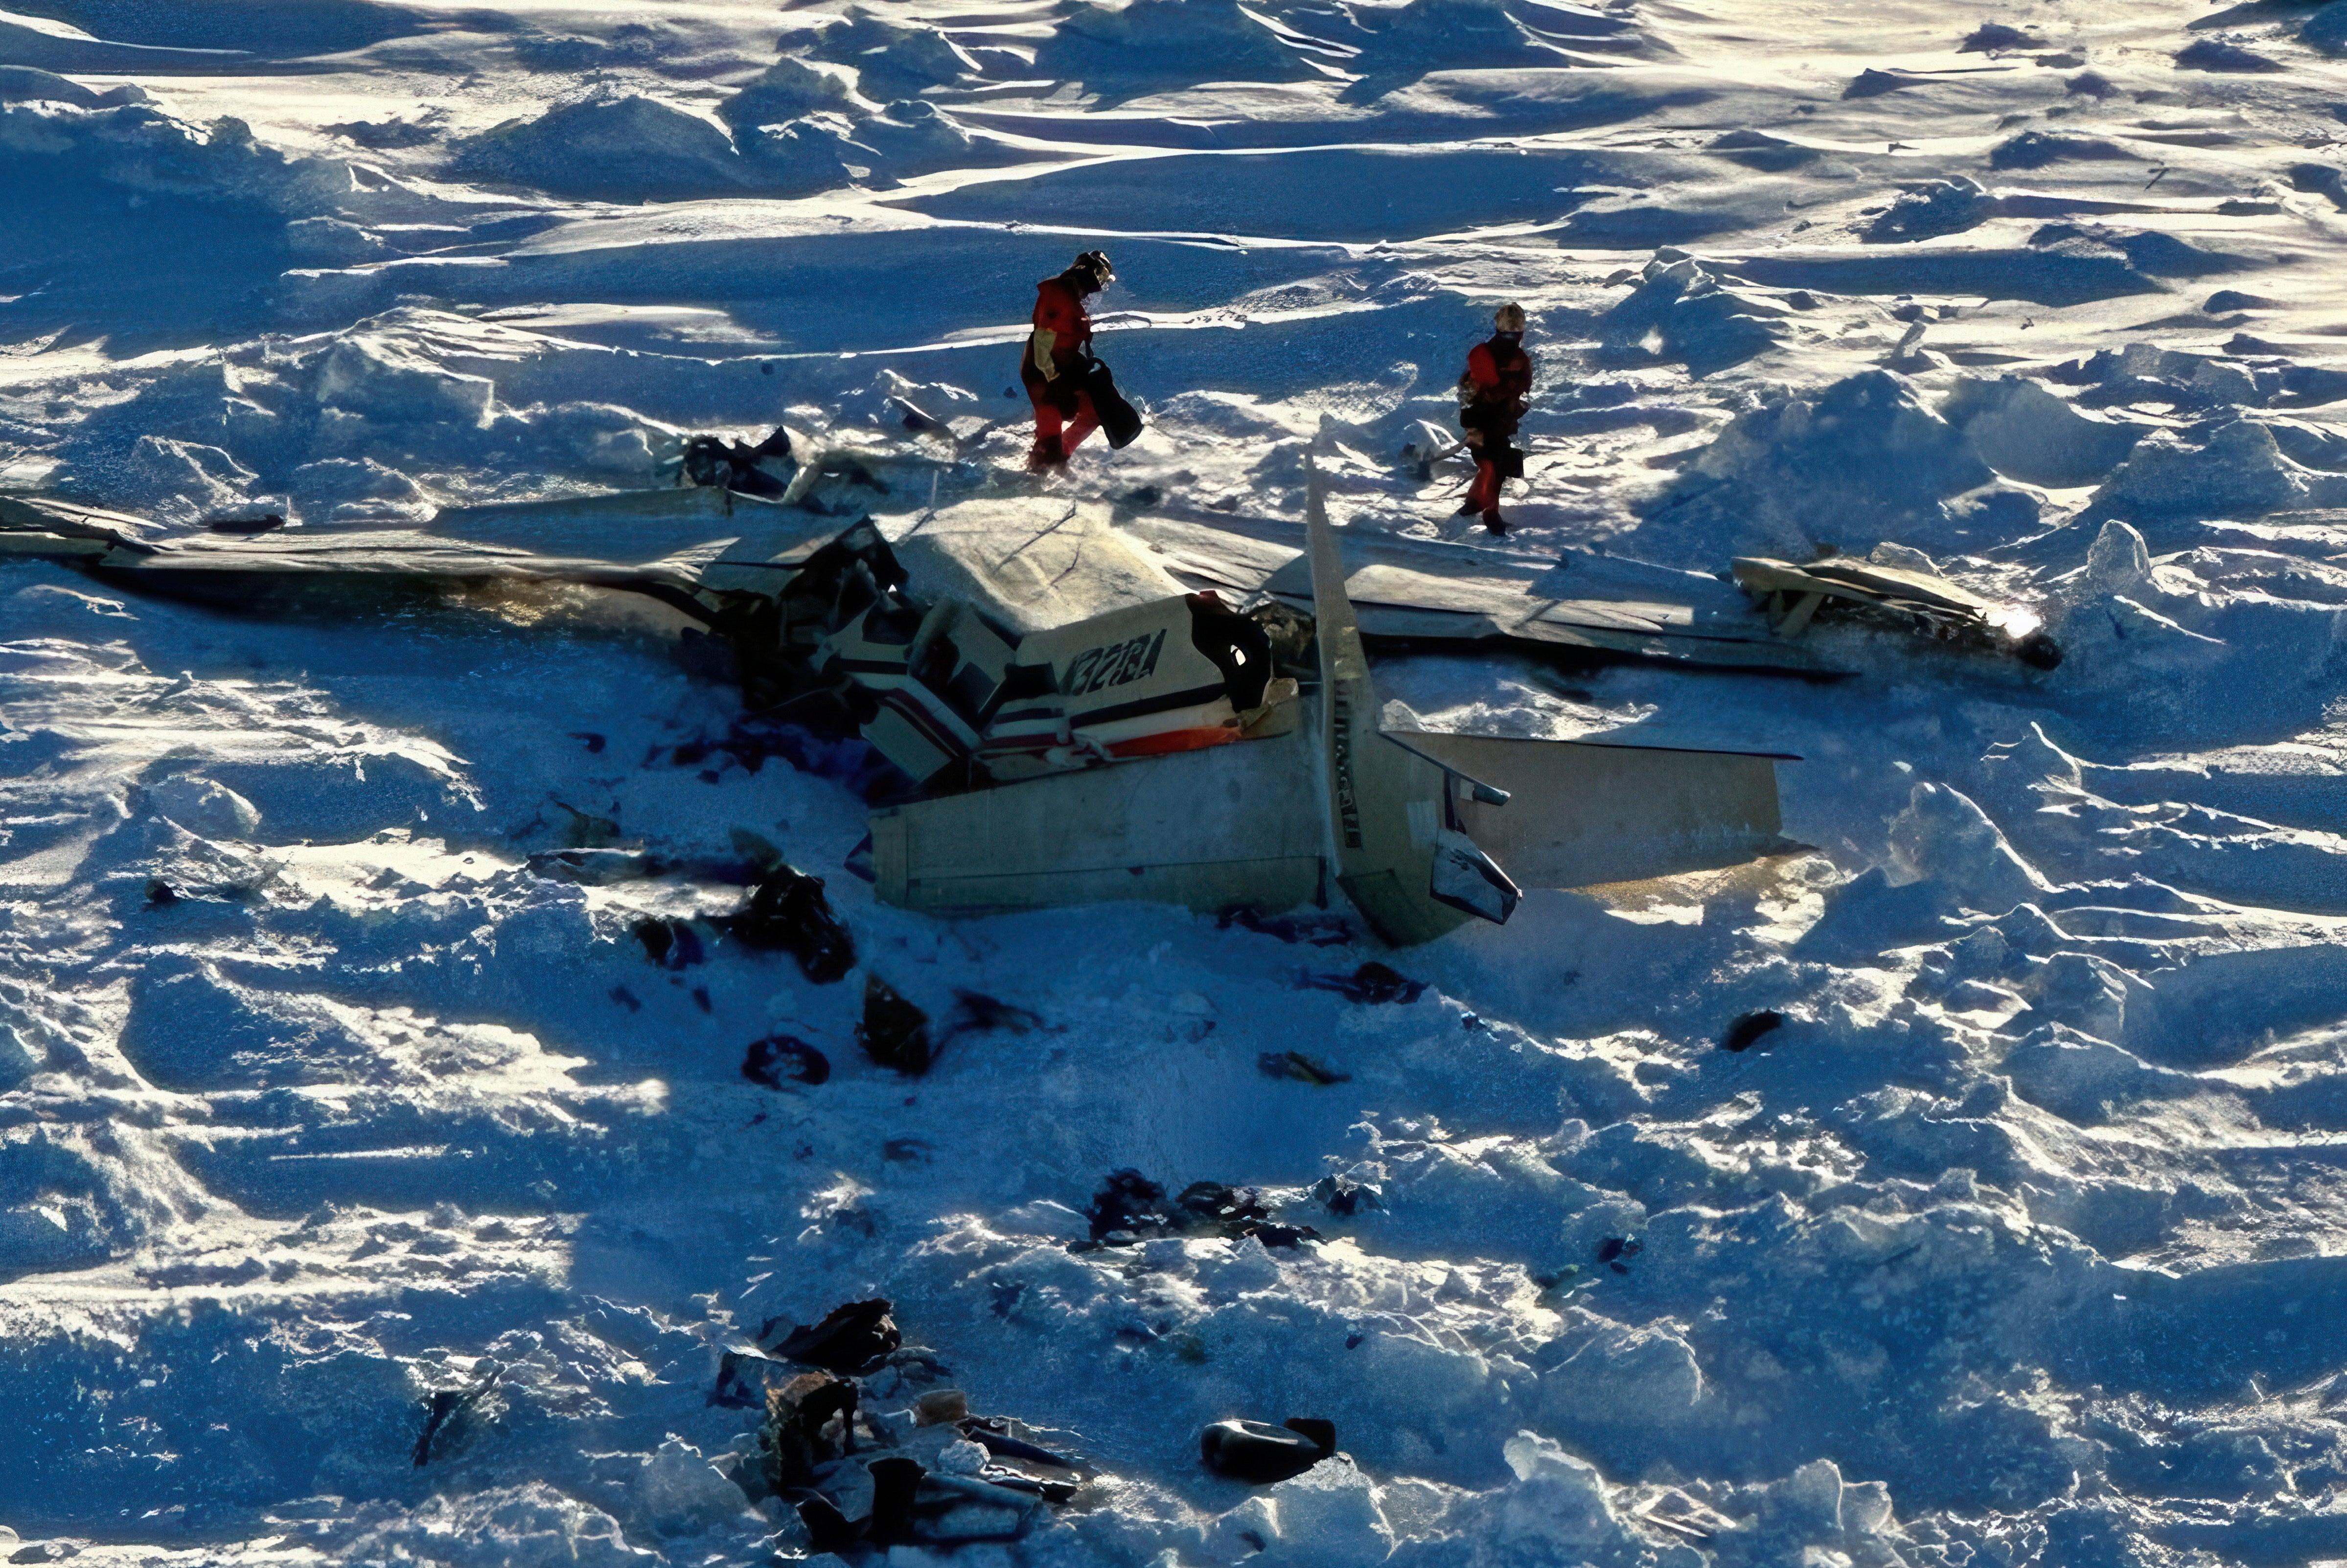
[
  {"left": 1303, "top": 961, "right": 1426, "bottom": 1005},
  {"left": 1217, "top": 905, "right": 1354, "bottom": 946},
  {"left": 759, "top": 1369, "right": 860, "bottom": 1489},
  {"left": 412, "top": 1367, "right": 499, "bottom": 1467},
  {"left": 1722, "top": 1010, "right": 1785, "bottom": 1052},
  {"left": 1243, "top": 1221, "right": 1322, "bottom": 1249},
  {"left": 1177, "top": 1181, "right": 1271, "bottom": 1227},
  {"left": 798, "top": 1454, "right": 924, "bottom": 1553},
  {"left": 1958, "top": 22, "right": 2044, "bottom": 51},
  {"left": 959, "top": 1417, "right": 1076, "bottom": 1470},
  {"left": 1309, "top": 1175, "right": 1382, "bottom": 1217},
  {"left": 144, "top": 878, "right": 178, "bottom": 907},
  {"left": 743, "top": 1034, "right": 830, "bottom": 1089},
  {"left": 1200, "top": 1417, "right": 1337, "bottom": 1483},
  {"left": 729, "top": 865, "right": 855, "bottom": 984},
  {"left": 1258, "top": 1050, "right": 1351, "bottom": 1086},
  {"left": 1087, "top": 1168, "right": 1170, "bottom": 1241},
  {"left": 764, "top": 1297, "right": 902, "bottom": 1374},
  {"left": 634, "top": 918, "right": 705, "bottom": 970},
  {"left": 204, "top": 512, "right": 285, "bottom": 534},
  {"left": 857, "top": 976, "right": 933, "bottom": 1075},
  {"left": 943, "top": 989, "right": 1044, "bottom": 1042}
]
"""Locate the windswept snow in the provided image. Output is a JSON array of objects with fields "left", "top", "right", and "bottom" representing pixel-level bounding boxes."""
[{"left": 5, "top": 2, "right": 2347, "bottom": 1566}]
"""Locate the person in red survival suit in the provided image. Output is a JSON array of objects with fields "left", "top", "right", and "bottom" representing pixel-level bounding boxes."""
[
  {"left": 1455, "top": 302, "right": 1533, "bottom": 534},
  {"left": 1022, "top": 250, "right": 1115, "bottom": 471}
]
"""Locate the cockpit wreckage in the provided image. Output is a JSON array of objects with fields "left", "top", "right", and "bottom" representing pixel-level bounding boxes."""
[{"left": 1, "top": 456, "right": 1830, "bottom": 945}]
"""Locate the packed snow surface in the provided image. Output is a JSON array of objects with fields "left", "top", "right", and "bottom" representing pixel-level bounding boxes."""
[{"left": 5, "top": 1, "right": 2347, "bottom": 1565}]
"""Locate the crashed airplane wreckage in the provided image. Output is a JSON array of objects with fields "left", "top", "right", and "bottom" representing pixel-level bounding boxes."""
[
  {"left": 862, "top": 466, "right": 1795, "bottom": 944},
  {"left": 2, "top": 458, "right": 1797, "bottom": 946}
]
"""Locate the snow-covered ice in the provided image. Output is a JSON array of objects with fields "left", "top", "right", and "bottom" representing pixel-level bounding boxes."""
[{"left": 5, "top": 1, "right": 2347, "bottom": 1564}]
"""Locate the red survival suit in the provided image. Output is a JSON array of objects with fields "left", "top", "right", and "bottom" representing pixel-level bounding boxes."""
[
  {"left": 1022, "top": 272, "right": 1098, "bottom": 463},
  {"left": 1459, "top": 331, "right": 1533, "bottom": 521}
]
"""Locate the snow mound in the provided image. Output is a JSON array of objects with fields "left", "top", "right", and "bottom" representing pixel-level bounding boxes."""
[
  {"left": 460, "top": 95, "right": 752, "bottom": 200},
  {"left": 2308, "top": 0, "right": 2347, "bottom": 54},
  {"left": 1031, "top": 0, "right": 1309, "bottom": 98},
  {"left": 1599, "top": 251, "right": 1790, "bottom": 377},
  {"left": 330, "top": 1486, "right": 657, "bottom": 1568},
  {"left": 805, "top": 5, "right": 981, "bottom": 100},
  {"left": 2086, "top": 418, "right": 2347, "bottom": 526},
  {"left": 1940, "top": 376, "right": 2143, "bottom": 488},
  {"left": 0, "top": 67, "right": 147, "bottom": 109},
  {"left": 1640, "top": 368, "right": 1995, "bottom": 562}
]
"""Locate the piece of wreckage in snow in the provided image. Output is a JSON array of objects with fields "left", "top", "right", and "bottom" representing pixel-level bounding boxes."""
[
  {"left": 1732, "top": 549, "right": 2062, "bottom": 670},
  {"left": 848, "top": 463, "right": 1798, "bottom": 946}
]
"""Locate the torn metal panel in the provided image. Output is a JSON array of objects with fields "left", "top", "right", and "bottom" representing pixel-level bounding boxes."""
[
  {"left": 1383, "top": 730, "right": 1789, "bottom": 889},
  {"left": 818, "top": 595, "right": 1019, "bottom": 785},
  {"left": 868, "top": 719, "right": 1326, "bottom": 918},
  {"left": 1732, "top": 552, "right": 2061, "bottom": 667}
]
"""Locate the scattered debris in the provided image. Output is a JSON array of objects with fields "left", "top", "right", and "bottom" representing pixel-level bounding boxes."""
[
  {"left": 1258, "top": 1050, "right": 1352, "bottom": 1086},
  {"left": 1080, "top": 1170, "right": 1319, "bottom": 1250},
  {"left": 857, "top": 976, "right": 933, "bottom": 1075},
  {"left": 1599, "top": 1235, "right": 1645, "bottom": 1274},
  {"left": 1303, "top": 961, "right": 1426, "bottom": 1005},
  {"left": 764, "top": 1297, "right": 903, "bottom": 1375},
  {"left": 742, "top": 1034, "right": 831, "bottom": 1088},
  {"left": 1176, "top": 1181, "right": 1273, "bottom": 1229},
  {"left": 740, "top": 1339, "right": 1092, "bottom": 1551},
  {"left": 727, "top": 864, "right": 856, "bottom": 982},
  {"left": 143, "top": 878, "right": 177, "bottom": 907},
  {"left": 1722, "top": 1010, "right": 1786, "bottom": 1052},
  {"left": 1086, "top": 1168, "right": 1171, "bottom": 1240},
  {"left": 1200, "top": 1417, "right": 1337, "bottom": 1483}
]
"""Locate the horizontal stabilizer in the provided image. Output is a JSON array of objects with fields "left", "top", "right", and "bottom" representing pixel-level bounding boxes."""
[{"left": 1385, "top": 730, "right": 1788, "bottom": 889}]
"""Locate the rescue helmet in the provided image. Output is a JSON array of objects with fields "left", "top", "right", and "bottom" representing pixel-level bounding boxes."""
[
  {"left": 1069, "top": 250, "right": 1116, "bottom": 291},
  {"left": 1494, "top": 302, "right": 1526, "bottom": 332}
]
